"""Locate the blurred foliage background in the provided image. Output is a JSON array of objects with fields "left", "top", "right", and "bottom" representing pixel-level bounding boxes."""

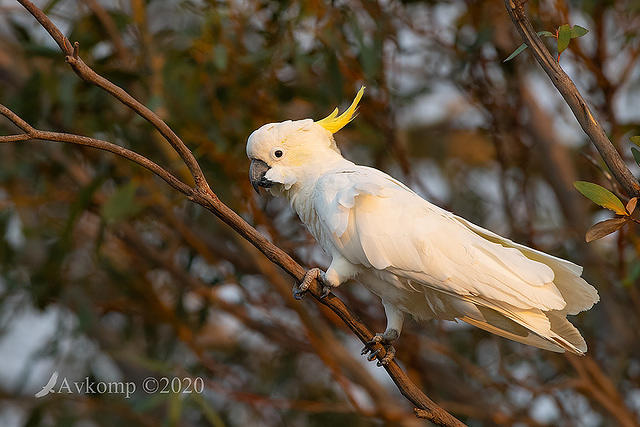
[{"left": 1, "top": 0, "right": 640, "bottom": 425}]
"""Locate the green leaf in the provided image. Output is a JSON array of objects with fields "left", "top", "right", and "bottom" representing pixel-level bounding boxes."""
[
  {"left": 632, "top": 147, "right": 640, "bottom": 167},
  {"left": 557, "top": 24, "right": 572, "bottom": 54},
  {"left": 538, "top": 31, "right": 555, "bottom": 38},
  {"left": 503, "top": 31, "right": 555, "bottom": 62},
  {"left": 570, "top": 25, "right": 589, "bottom": 38},
  {"left": 574, "top": 181, "right": 627, "bottom": 215},
  {"left": 504, "top": 43, "right": 528, "bottom": 62},
  {"left": 630, "top": 135, "right": 640, "bottom": 147},
  {"left": 101, "top": 182, "right": 143, "bottom": 223}
]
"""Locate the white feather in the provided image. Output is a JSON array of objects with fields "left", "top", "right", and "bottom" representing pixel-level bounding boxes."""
[{"left": 306, "top": 165, "right": 598, "bottom": 354}]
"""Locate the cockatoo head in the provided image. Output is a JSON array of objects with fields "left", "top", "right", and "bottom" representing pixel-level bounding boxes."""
[{"left": 247, "top": 87, "right": 364, "bottom": 193}]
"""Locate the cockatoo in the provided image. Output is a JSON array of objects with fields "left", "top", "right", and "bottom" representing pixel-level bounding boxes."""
[{"left": 247, "top": 87, "right": 599, "bottom": 365}]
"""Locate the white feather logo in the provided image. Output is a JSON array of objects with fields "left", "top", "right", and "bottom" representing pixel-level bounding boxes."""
[{"left": 35, "top": 371, "right": 58, "bottom": 398}]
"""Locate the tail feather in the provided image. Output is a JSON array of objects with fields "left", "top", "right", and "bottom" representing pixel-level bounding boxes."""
[
  {"left": 462, "top": 297, "right": 587, "bottom": 354},
  {"left": 547, "top": 311, "right": 587, "bottom": 353},
  {"left": 460, "top": 315, "right": 564, "bottom": 353},
  {"left": 416, "top": 279, "right": 590, "bottom": 354},
  {"left": 448, "top": 213, "right": 597, "bottom": 354},
  {"left": 454, "top": 215, "right": 599, "bottom": 315}
]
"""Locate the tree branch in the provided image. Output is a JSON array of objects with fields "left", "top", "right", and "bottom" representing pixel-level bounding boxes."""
[
  {"left": 504, "top": 0, "right": 640, "bottom": 197},
  {"left": 2, "top": 2, "right": 466, "bottom": 425},
  {"left": 15, "top": 0, "right": 208, "bottom": 190},
  {"left": 0, "top": 104, "right": 192, "bottom": 196}
]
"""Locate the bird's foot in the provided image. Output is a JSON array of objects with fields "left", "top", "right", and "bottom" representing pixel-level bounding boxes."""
[
  {"left": 361, "top": 329, "right": 398, "bottom": 366},
  {"left": 293, "top": 268, "right": 332, "bottom": 300}
]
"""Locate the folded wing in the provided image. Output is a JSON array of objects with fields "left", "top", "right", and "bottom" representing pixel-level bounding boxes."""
[{"left": 313, "top": 166, "right": 599, "bottom": 354}]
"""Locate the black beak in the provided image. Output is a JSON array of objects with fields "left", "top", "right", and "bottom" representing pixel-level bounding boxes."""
[{"left": 249, "top": 159, "right": 272, "bottom": 194}]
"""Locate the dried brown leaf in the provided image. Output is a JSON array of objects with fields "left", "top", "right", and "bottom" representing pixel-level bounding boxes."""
[
  {"left": 626, "top": 197, "right": 637, "bottom": 215},
  {"left": 585, "top": 217, "right": 628, "bottom": 242}
]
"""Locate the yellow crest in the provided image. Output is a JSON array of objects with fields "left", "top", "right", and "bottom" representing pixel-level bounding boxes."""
[{"left": 316, "top": 86, "right": 365, "bottom": 133}]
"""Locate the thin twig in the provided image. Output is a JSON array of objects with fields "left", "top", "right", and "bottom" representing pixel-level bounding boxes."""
[
  {"left": 504, "top": 0, "right": 640, "bottom": 197},
  {"left": 0, "top": 104, "right": 192, "bottom": 195},
  {"left": 580, "top": 151, "right": 625, "bottom": 198}
]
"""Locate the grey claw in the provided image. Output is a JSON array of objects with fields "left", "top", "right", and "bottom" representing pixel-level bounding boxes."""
[
  {"left": 294, "top": 268, "right": 331, "bottom": 300},
  {"left": 378, "top": 345, "right": 396, "bottom": 366},
  {"left": 292, "top": 286, "right": 306, "bottom": 300},
  {"left": 365, "top": 335, "right": 383, "bottom": 347},
  {"left": 361, "top": 332, "right": 397, "bottom": 366},
  {"left": 293, "top": 268, "right": 322, "bottom": 301},
  {"left": 377, "top": 352, "right": 395, "bottom": 366},
  {"left": 318, "top": 285, "right": 331, "bottom": 299},
  {"left": 361, "top": 334, "right": 381, "bottom": 355}
]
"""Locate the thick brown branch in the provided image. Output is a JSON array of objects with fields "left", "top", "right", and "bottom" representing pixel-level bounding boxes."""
[
  {"left": 16, "top": 0, "right": 208, "bottom": 191},
  {"left": 0, "top": 104, "right": 192, "bottom": 195},
  {"left": 504, "top": 0, "right": 640, "bottom": 197}
]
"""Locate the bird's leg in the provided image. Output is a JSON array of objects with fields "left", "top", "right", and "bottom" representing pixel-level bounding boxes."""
[
  {"left": 293, "top": 268, "right": 329, "bottom": 300},
  {"left": 293, "top": 256, "right": 358, "bottom": 300},
  {"left": 361, "top": 302, "right": 403, "bottom": 366},
  {"left": 362, "top": 330, "right": 398, "bottom": 366}
]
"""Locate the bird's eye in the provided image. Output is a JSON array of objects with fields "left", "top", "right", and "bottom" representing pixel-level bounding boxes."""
[{"left": 270, "top": 147, "right": 285, "bottom": 160}]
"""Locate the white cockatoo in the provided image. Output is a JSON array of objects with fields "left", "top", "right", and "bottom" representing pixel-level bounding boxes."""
[{"left": 247, "top": 87, "right": 599, "bottom": 364}]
